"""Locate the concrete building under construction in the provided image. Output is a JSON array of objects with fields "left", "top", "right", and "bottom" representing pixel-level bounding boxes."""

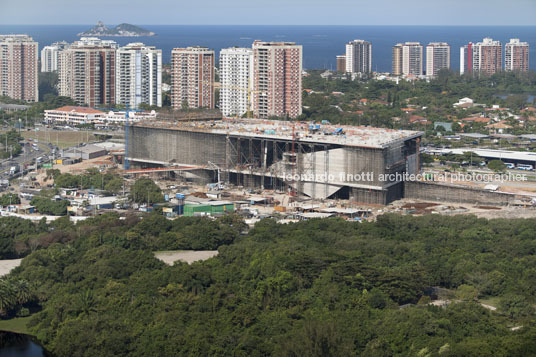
[{"left": 128, "top": 118, "right": 422, "bottom": 204}]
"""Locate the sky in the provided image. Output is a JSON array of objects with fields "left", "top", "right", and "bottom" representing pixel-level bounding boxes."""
[{"left": 1, "top": 0, "right": 535, "bottom": 26}]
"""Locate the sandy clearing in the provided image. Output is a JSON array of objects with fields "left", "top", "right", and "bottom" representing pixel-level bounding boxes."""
[
  {"left": 154, "top": 250, "right": 219, "bottom": 265},
  {"left": 0, "top": 259, "right": 23, "bottom": 277}
]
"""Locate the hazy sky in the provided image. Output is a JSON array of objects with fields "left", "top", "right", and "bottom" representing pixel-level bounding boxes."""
[{"left": 1, "top": 0, "right": 535, "bottom": 26}]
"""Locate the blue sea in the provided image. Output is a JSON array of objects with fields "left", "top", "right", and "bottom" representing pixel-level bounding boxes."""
[{"left": 0, "top": 25, "right": 535, "bottom": 71}]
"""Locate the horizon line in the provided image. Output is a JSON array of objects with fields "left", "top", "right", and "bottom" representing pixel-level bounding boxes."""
[{"left": 2, "top": 24, "right": 536, "bottom": 27}]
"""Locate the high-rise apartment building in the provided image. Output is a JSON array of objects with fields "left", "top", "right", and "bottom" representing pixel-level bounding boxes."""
[
  {"left": 251, "top": 41, "right": 302, "bottom": 119},
  {"left": 170, "top": 47, "right": 214, "bottom": 110},
  {"left": 345, "top": 40, "right": 372, "bottom": 74},
  {"left": 0, "top": 35, "right": 38, "bottom": 102},
  {"left": 426, "top": 42, "right": 450, "bottom": 77},
  {"left": 392, "top": 42, "right": 423, "bottom": 76},
  {"left": 403, "top": 42, "right": 423, "bottom": 76},
  {"left": 392, "top": 45, "right": 403, "bottom": 76},
  {"left": 116, "top": 43, "right": 162, "bottom": 109},
  {"left": 460, "top": 43, "right": 472, "bottom": 74},
  {"left": 505, "top": 39, "right": 529, "bottom": 72},
  {"left": 58, "top": 37, "right": 118, "bottom": 107},
  {"left": 472, "top": 38, "right": 502, "bottom": 75},
  {"left": 336, "top": 55, "right": 346, "bottom": 73},
  {"left": 41, "top": 41, "right": 69, "bottom": 73},
  {"left": 219, "top": 47, "right": 253, "bottom": 117}
]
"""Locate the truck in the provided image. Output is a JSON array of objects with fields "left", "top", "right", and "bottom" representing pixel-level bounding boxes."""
[{"left": 206, "top": 182, "right": 225, "bottom": 190}]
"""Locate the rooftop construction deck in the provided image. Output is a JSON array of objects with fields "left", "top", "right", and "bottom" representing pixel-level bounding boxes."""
[
  {"left": 134, "top": 118, "right": 422, "bottom": 148},
  {"left": 128, "top": 118, "right": 423, "bottom": 204}
]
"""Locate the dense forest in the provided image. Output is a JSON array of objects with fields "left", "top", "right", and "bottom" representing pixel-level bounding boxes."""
[{"left": 1, "top": 213, "right": 535, "bottom": 356}]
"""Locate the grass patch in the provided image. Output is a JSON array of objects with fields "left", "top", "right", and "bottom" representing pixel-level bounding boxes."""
[
  {"left": 0, "top": 316, "right": 33, "bottom": 335},
  {"left": 479, "top": 296, "right": 502, "bottom": 309},
  {"left": 21, "top": 130, "right": 94, "bottom": 149}
]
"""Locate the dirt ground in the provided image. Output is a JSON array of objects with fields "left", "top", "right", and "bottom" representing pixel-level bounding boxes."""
[
  {"left": 33, "top": 155, "right": 118, "bottom": 188},
  {"left": 154, "top": 251, "right": 219, "bottom": 265},
  {"left": 390, "top": 198, "right": 536, "bottom": 219},
  {"left": 0, "top": 259, "right": 22, "bottom": 277}
]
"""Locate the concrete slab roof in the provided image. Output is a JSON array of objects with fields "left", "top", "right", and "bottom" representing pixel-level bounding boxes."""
[{"left": 134, "top": 118, "right": 422, "bottom": 149}]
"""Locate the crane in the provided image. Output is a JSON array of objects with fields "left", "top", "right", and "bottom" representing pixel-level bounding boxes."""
[{"left": 124, "top": 105, "right": 130, "bottom": 170}]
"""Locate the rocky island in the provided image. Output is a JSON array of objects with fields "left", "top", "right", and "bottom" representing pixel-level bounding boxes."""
[{"left": 78, "top": 21, "right": 155, "bottom": 37}]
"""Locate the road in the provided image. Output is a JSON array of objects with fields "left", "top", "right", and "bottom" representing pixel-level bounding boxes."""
[{"left": 0, "top": 139, "right": 55, "bottom": 182}]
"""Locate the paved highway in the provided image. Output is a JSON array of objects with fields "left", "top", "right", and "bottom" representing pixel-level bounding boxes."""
[{"left": 0, "top": 139, "right": 55, "bottom": 182}]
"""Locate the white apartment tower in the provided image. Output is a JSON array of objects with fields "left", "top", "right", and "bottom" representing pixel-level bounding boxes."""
[
  {"left": 219, "top": 47, "right": 253, "bottom": 117},
  {"left": 426, "top": 42, "right": 450, "bottom": 77},
  {"left": 403, "top": 42, "right": 423, "bottom": 76},
  {"left": 41, "top": 41, "right": 69, "bottom": 72},
  {"left": 171, "top": 47, "right": 215, "bottom": 109},
  {"left": 251, "top": 41, "right": 302, "bottom": 119},
  {"left": 392, "top": 42, "right": 423, "bottom": 76},
  {"left": 460, "top": 43, "right": 472, "bottom": 74},
  {"left": 345, "top": 39, "right": 372, "bottom": 74},
  {"left": 0, "top": 35, "right": 38, "bottom": 102},
  {"left": 505, "top": 39, "right": 529, "bottom": 72},
  {"left": 116, "top": 43, "right": 162, "bottom": 109}
]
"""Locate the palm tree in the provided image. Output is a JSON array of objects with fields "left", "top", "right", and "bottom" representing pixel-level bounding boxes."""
[
  {"left": 0, "top": 279, "right": 16, "bottom": 316},
  {"left": 78, "top": 289, "right": 97, "bottom": 316},
  {"left": 11, "top": 279, "right": 33, "bottom": 305}
]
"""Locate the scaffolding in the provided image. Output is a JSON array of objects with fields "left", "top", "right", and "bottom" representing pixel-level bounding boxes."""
[{"left": 128, "top": 118, "right": 423, "bottom": 204}]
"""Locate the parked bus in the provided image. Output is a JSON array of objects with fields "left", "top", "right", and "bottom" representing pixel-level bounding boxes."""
[{"left": 516, "top": 164, "right": 534, "bottom": 171}]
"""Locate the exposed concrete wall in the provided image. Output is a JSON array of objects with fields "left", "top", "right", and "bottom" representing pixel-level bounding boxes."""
[
  {"left": 404, "top": 181, "right": 516, "bottom": 206},
  {"left": 129, "top": 126, "right": 226, "bottom": 167},
  {"left": 129, "top": 125, "right": 420, "bottom": 205}
]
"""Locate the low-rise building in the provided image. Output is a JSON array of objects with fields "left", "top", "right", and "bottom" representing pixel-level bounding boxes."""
[
  {"left": 44, "top": 106, "right": 104, "bottom": 125},
  {"left": 183, "top": 201, "right": 234, "bottom": 216},
  {"left": 45, "top": 106, "right": 157, "bottom": 125},
  {"left": 102, "top": 110, "right": 157, "bottom": 124},
  {"left": 62, "top": 144, "right": 107, "bottom": 160}
]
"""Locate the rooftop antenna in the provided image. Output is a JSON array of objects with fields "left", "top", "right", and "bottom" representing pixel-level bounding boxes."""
[{"left": 124, "top": 105, "right": 130, "bottom": 170}]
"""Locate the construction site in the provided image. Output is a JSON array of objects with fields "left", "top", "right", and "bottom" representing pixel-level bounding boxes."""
[{"left": 127, "top": 117, "right": 423, "bottom": 205}]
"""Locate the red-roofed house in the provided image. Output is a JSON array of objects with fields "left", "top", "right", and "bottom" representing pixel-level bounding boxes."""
[
  {"left": 409, "top": 115, "right": 430, "bottom": 124},
  {"left": 486, "top": 121, "right": 512, "bottom": 134},
  {"left": 485, "top": 107, "right": 509, "bottom": 112},
  {"left": 460, "top": 117, "right": 491, "bottom": 123},
  {"left": 44, "top": 106, "right": 105, "bottom": 125}
]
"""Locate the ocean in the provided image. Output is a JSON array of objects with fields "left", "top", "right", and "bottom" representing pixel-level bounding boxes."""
[{"left": 0, "top": 25, "right": 535, "bottom": 72}]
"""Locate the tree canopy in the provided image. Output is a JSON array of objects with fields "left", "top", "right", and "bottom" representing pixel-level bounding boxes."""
[
  {"left": 129, "top": 178, "right": 164, "bottom": 204},
  {"left": 0, "top": 213, "right": 533, "bottom": 356}
]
